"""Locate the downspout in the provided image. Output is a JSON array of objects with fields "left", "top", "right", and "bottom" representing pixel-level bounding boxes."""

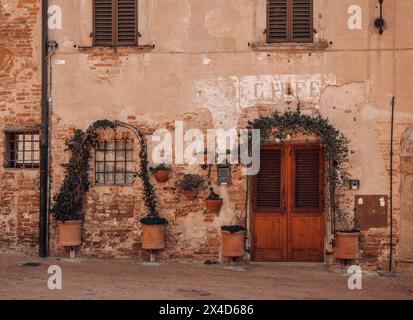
[
  {"left": 39, "top": 0, "right": 49, "bottom": 258},
  {"left": 389, "top": 96, "right": 395, "bottom": 272}
]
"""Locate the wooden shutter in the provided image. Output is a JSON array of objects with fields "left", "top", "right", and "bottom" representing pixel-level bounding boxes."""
[
  {"left": 267, "top": 0, "right": 288, "bottom": 43},
  {"left": 117, "top": 0, "right": 137, "bottom": 45},
  {"left": 267, "top": 0, "right": 312, "bottom": 43},
  {"left": 292, "top": 0, "right": 312, "bottom": 42},
  {"left": 255, "top": 149, "right": 282, "bottom": 210},
  {"left": 94, "top": 0, "right": 114, "bottom": 46},
  {"left": 94, "top": 0, "right": 137, "bottom": 46},
  {"left": 294, "top": 148, "right": 320, "bottom": 210}
]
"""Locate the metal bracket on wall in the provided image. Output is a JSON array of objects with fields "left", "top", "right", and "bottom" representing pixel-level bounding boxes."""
[{"left": 374, "top": 0, "right": 385, "bottom": 36}]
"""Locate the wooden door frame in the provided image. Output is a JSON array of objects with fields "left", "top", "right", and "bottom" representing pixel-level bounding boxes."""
[{"left": 250, "top": 142, "right": 325, "bottom": 262}]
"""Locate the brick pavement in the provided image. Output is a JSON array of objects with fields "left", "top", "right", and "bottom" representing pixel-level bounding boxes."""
[{"left": 0, "top": 253, "right": 412, "bottom": 300}]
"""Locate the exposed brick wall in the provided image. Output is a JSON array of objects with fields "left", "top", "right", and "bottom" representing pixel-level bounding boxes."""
[
  {"left": 0, "top": 0, "right": 41, "bottom": 253},
  {"left": 48, "top": 120, "right": 247, "bottom": 263}
]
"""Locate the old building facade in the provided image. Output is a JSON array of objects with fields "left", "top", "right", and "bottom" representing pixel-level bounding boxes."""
[{"left": 1, "top": 0, "right": 413, "bottom": 272}]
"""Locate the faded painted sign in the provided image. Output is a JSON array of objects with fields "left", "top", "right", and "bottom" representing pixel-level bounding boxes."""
[
  {"left": 238, "top": 74, "right": 336, "bottom": 108},
  {"left": 194, "top": 73, "right": 336, "bottom": 129}
]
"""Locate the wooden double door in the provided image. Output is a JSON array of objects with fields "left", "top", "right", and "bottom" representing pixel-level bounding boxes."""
[{"left": 252, "top": 144, "right": 325, "bottom": 262}]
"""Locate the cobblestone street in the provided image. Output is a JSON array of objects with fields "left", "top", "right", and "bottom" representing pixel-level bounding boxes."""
[{"left": 1, "top": 253, "right": 412, "bottom": 300}]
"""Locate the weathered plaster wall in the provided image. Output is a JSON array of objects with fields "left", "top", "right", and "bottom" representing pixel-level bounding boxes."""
[
  {"left": 0, "top": 0, "right": 41, "bottom": 253},
  {"left": 1, "top": 0, "right": 413, "bottom": 269}
]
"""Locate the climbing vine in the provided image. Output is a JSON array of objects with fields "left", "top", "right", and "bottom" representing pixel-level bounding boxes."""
[
  {"left": 248, "top": 107, "right": 353, "bottom": 232},
  {"left": 51, "top": 120, "right": 166, "bottom": 225}
]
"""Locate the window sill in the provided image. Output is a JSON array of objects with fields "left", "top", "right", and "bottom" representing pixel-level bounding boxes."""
[
  {"left": 250, "top": 41, "right": 329, "bottom": 52},
  {"left": 77, "top": 45, "right": 155, "bottom": 54},
  {"left": 3, "top": 167, "right": 39, "bottom": 171}
]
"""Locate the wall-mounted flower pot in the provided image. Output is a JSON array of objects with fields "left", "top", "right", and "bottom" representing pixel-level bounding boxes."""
[
  {"left": 153, "top": 170, "right": 170, "bottom": 183},
  {"left": 58, "top": 220, "right": 82, "bottom": 247},
  {"left": 221, "top": 230, "right": 245, "bottom": 257},
  {"left": 141, "top": 224, "right": 165, "bottom": 250},
  {"left": 205, "top": 198, "right": 223, "bottom": 213},
  {"left": 183, "top": 190, "right": 197, "bottom": 200},
  {"left": 334, "top": 232, "right": 359, "bottom": 260}
]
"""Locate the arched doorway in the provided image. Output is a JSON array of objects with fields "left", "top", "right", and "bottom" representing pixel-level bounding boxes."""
[{"left": 398, "top": 126, "right": 413, "bottom": 271}]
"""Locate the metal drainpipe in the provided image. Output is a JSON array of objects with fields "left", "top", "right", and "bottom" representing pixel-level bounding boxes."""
[
  {"left": 389, "top": 96, "right": 395, "bottom": 272},
  {"left": 39, "top": 0, "right": 49, "bottom": 258}
]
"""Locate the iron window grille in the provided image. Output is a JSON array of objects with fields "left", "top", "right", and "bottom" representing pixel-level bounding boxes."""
[
  {"left": 95, "top": 139, "right": 135, "bottom": 184},
  {"left": 5, "top": 132, "right": 40, "bottom": 169}
]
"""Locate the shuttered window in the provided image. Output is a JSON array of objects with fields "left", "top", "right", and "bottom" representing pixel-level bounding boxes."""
[
  {"left": 255, "top": 149, "right": 282, "bottom": 210},
  {"left": 93, "top": 0, "right": 138, "bottom": 46},
  {"left": 267, "top": 0, "right": 313, "bottom": 43},
  {"left": 294, "top": 148, "right": 320, "bottom": 210}
]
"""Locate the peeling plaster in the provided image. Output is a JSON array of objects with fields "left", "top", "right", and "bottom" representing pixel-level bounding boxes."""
[{"left": 194, "top": 73, "right": 336, "bottom": 129}]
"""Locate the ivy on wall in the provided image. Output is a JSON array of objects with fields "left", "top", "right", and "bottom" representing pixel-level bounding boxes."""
[
  {"left": 51, "top": 120, "right": 166, "bottom": 225},
  {"left": 248, "top": 107, "right": 353, "bottom": 232}
]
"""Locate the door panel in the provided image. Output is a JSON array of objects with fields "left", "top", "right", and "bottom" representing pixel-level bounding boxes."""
[
  {"left": 252, "top": 146, "right": 286, "bottom": 261},
  {"left": 252, "top": 144, "right": 324, "bottom": 262},
  {"left": 253, "top": 215, "right": 286, "bottom": 261},
  {"left": 289, "top": 215, "right": 324, "bottom": 261}
]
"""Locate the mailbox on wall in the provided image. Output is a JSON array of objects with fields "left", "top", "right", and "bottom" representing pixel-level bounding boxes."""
[{"left": 355, "top": 195, "right": 388, "bottom": 228}]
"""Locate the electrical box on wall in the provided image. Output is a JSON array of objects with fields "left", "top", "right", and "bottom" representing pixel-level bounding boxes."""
[
  {"left": 349, "top": 179, "right": 360, "bottom": 190},
  {"left": 355, "top": 195, "right": 388, "bottom": 228},
  {"left": 217, "top": 164, "right": 231, "bottom": 185}
]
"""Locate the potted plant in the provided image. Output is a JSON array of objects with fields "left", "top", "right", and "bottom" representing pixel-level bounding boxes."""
[
  {"left": 51, "top": 199, "right": 84, "bottom": 248},
  {"left": 221, "top": 225, "right": 246, "bottom": 257},
  {"left": 150, "top": 163, "right": 171, "bottom": 183},
  {"left": 176, "top": 174, "right": 204, "bottom": 199},
  {"left": 140, "top": 214, "right": 168, "bottom": 250},
  {"left": 334, "top": 211, "right": 360, "bottom": 260},
  {"left": 205, "top": 189, "right": 223, "bottom": 213}
]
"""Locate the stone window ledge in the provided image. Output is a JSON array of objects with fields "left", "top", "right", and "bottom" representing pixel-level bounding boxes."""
[
  {"left": 250, "top": 41, "right": 330, "bottom": 52},
  {"left": 78, "top": 45, "right": 155, "bottom": 54}
]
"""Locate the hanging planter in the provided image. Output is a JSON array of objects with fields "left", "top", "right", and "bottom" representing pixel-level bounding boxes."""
[
  {"left": 202, "top": 162, "right": 223, "bottom": 213},
  {"left": 221, "top": 225, "right": 246, "bottom": 257},
  {"left": 205, "top": 189, "right": 223, "bottom": 213},
  {"left": 150, "top": 163, "right": 171, "bottom": 183},
  {"left": 205, "top": 198, "right": 223, "bottom": 213},
  {"left": 176, "top": 174, "right": 204, "bottom": 200}
]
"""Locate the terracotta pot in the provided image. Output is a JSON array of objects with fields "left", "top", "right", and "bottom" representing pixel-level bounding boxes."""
[
  {"left": 58, "top": 220, "right": 82, "bottom": 247},
  {"left": 334, "top": 232, "right": 359, "bottom": 260},
  {"left": 205, "top": 198, "right": 223, "bottom": 213},
  {"left": 142, "top": 224, "right": 165, "bottom": 249},
  {"left": 183, "top": 190, "right": 197, "bottom": 200},
  {"left": 153, "top": 170, "right": 169, "bottom": 183},
  {"left": 221, "top": 230, "right": 245, "bottom": 257}
]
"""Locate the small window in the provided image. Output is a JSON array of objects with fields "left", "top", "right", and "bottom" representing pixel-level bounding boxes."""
[
  {"left": 95, "top": 140, "right": 135, "bottom": 184},
  {"left": 267, "top": 0, "right": 313, "bottom": 43},
  {"left": 5, "top": 132, "right": 40, "bottom": 168},
  {"left": 93, "top": 0, "right": 138, "bottom": 46}
]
